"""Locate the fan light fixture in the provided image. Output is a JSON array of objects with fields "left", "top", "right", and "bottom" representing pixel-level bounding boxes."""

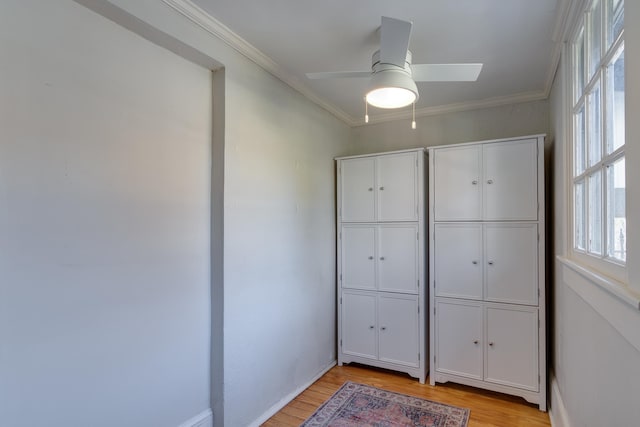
[{"left": 365, "top": 69, "right": 419, "bottom": 109}]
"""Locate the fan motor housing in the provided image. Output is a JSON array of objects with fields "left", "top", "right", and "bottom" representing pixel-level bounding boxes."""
[{"left": 371, "top": 49, "right": 413, "bottom": 76}]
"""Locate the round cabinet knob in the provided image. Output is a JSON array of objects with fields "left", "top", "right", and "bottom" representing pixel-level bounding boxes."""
[
  {"left": 489, "top": 342, "right": 494, "bottom": 347},
  {"left": 488, "top": 261, "right": 494, "bottom": 265},
  {"left": 472, "top": 260, "right": 478, "bottom": 265},
  {"left": 473, "top": 340, "right": 479, "bottom": 344},
  {"left": 369, "top": 325, "right": 375, "bottom": 329},
  {"left": 379, "top": 256, "right": 385, "bottom": 261},
  {"left": 487, "top": 179, "right": 494, "bottom": 184},
  {"left": 379, "top": 186, "right": 384, "bottom": 190},
  {"left": 368, "top": 187, "right": 373, "bottom": 191},
  {"left": 472, "top": 180, "right": 478, "bottom": 185},
  {"left": 368, "top": 256, "right": 374, "bottom": 260},
  {"left": 380, "top": 327, "right": 387, "bottom": 331}
]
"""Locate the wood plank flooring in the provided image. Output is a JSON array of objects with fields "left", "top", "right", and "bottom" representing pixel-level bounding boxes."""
[{"left": 262, "top": 364, "right": 550, "bottom": 427}]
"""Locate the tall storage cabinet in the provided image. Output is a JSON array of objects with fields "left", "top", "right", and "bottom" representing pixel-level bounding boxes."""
[
  {"left": 337, "top": 149, "right": 426, "bottom": 383},
  {"left": 428, "top": 135, "right": 546, "bottom": 410}
]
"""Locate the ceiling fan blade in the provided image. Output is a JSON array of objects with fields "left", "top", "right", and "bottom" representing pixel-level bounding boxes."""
[
  {"left": 379, "top": 16, "right": 412, "bottom": 67},
  {"left": 306, "top": 71, "right": 371, "bottom": 79},
  {"left": 412, "top": 63, "right": 483, "bottom": 82}
]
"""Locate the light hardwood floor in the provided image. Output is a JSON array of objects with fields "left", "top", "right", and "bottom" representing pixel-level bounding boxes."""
[{"left": 262, "top": 364, "right": 550, "bottom": 426}]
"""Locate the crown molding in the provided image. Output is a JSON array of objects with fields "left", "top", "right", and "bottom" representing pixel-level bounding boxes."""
[
  {"left": 162, "top": 0, "right": 573, "bottom": 129},
  {"left": 161, "top": 0, "right": 355, "bottom": 125},
  {"left": 352, "top": 90, "right": 548, "bottom": 127}
]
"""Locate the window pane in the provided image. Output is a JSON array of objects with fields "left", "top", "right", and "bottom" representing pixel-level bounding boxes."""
[
  {"left": 589, "top": 0, "right": 602, "bottom": 78},
  {"left": 575, "top": 180, "right": 586, "bottom": 250},
  {"left": 588, "top": 171, "right": 602, "bottom": 254},
  {"left": 575, "top": 106, "right": 586, "bottom": 175},
  {"left": 575, "top": 30, "right": 586, "bottom": 101},
  {"left": 607, "top": 157, "right": 626, "bottom": 261},
  {"left": 588, "top": 82, "right": 602, "bottom": 166},
  {"left": 609, "top": 0, "right": 624, "bottom": 45},
  {"left": 609, "top": 0, "right": 624, "bottom": 43},
  {"left": 606, "top": 47, "right": 625, "bottom": 153}
]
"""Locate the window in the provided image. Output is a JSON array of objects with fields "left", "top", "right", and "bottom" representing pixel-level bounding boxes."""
[{"left": 571, "top": 0, "right": 625, "bottom": 272}]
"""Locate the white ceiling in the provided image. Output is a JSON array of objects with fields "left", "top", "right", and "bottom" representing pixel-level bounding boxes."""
[{"left": 190, "top": 0, "right": 561, "bottom": 124}]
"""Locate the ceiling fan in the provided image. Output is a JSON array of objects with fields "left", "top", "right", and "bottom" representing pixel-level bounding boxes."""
[{"left": 306, "top": 16, "right": 483, "bottom": 111}]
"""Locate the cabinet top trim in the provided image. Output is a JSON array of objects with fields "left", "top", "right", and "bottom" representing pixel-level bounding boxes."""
[
  {"left": 335, "top": 147, "right": 426, "bottom": 161},
  {"left": 426, "top": 134, "right": 546, "bottom": 152}
]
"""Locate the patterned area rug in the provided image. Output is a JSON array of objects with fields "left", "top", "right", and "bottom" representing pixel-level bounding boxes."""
[{"left": 301, "top": 381, "right": 470, "bottom": 427}]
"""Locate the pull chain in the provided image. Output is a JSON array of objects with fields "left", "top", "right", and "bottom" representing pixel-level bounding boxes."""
[
  {"left": 411, "top": 101, "right": 416, "bottom": 129},
  {"left": 365, "top": 98, "right": 369, "bottom": 123}
]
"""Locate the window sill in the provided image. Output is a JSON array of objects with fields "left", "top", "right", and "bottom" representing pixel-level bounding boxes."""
[{"left": 557, "top": 256, "right": 640, "bottom": 311}]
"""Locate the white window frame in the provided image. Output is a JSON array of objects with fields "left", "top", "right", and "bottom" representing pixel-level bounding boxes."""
[{"left": 568, "top": 0, "right": 627, "bottom": 284}]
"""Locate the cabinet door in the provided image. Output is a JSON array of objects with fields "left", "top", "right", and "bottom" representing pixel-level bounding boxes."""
[
  {"left": 435, "top": 300, "right": 483, "bottom": 380},
  {"left": 377, "top": 224, "right": 418, "bottom": 294},
  {"left": 341, "top": 291, "right": 377, "bottom": 360},
  {"left": 484, "top": 224, "right": 538, "bottom": 305},
  {"left": 433, "top": 146, "right": 482, "bottom": 221},
  {"left": 378, "top": 294, "right": 419, "bottom": 367},
  {"left": 485, "top": 306, "right": 538, "bottom": 391},
  {"left": 340, "top": 157, "right": 375, "bottom": 222},
  {"left": 434, "top": 224, "right": 483, "bottom": 299},
  {"left": 341, "top": 225, "right": 376, "bottom": 290},
  {"left": 483, "top": 139, "right": 538, "bottom": 220},
  {"left": 377, "top": 152, "right": 418, "bottom": 221}
]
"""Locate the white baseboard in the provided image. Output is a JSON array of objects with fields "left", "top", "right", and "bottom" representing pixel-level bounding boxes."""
[
  {"left": 248, "top": 360, "right": 337, "bottom": 427},
  {"left": 548, "top": 371, "right": 571, "bottom": 427},
  {"left": 178, "top": 408, "right": 213, "bottom": 427}
]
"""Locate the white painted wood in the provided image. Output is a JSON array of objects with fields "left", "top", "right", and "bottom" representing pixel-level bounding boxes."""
[
  {"left": 435, "top": 299, "right": 484, "bottom": 380},
  {"left": 433, "top": 145, "right": 482, "bottom": 221},
  {"left": 428, "top": 135, "right": 546, "bottom": 410},
  {"left": 377, "top": 152, "right": 418, "bottom": 222},
  {"left": 483, "top": 139, "right": 538, "bottom": 220},
  {"left": 336, "top": 148, "right": 426, "bottom": 383},
  {"left": 341, "top": 291, "right": 378, "bottom": 360},
  {"left": 378, "top": 294, "right": 419, "bottom": 367},
  {"left": 484, "top": 223, "right": 539, "bottom": 305},
  {"left": 485, "top": 305, "right": 539, "bottom": 391},
  {"left": 341, "top": 225, "right": 377, "bottom": 290},
  {"left": 378, "top": 224, "right": 418, "bottom": 294},
  {"left": 178, "top": 409, "right": 213, "bottom": 427},
  {"left": 340, "top": 157, "right": 376, "bottom": 222},
  {"left": 434, "top": 223, "right": 483, "bottom": 299}
]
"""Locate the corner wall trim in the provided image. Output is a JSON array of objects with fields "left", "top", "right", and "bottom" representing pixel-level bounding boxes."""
[
  {"left": 549, "top": 372, "right": 571, "bottom": 427},
  {"left": 178, "top": 408, "right": 213, "bottom": 427},
  {"left": 247, "top": 360, "right": 337, "bottom": 427}
]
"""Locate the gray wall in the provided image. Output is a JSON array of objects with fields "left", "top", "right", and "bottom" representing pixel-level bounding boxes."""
[
  {"left": 350, "top": 99, "right": 549, "bottom": 154},
  {"left": 548, "top": 1, "right": 640, "bottom": 425},
  {"left": 56, "top": 1, "right": 352, "bottom": 426},
  {"left": 0, "top": 1, "right": 211, "bottom": 426},
  {"left": 221, "top": 36, "right": 350, "bottom": 427},
  {"left": 1, "top": 1, "right": 352, "bottom": 426}
]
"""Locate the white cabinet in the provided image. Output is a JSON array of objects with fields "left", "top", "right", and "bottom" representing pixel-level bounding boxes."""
[
  {"left": 435, "top": 300, "right": 483, "bottom": 380},
  {"left": 341, "top": 224, "right": 418, "bottom": 293},
  {"left": 341, "top": 291, "right": 377, "bottom": 360},
  {"left": 337, "top": 149, "right": 426, "bottom": 383},
  {"left": 433, "top": 138, "right": 538, "bottom": 221},
  {"left": 484, "top": 223, "right": 538, "bottom": 305},
  {"left": 435, "top": 300, "right": 539, "bottom": 391},
  {"left": 341, "top": 291, "right": 419, "bottom": 368},
  {"left": 340, "top": 151, "right": 418, "bottom": 222},
  {"left": 429, "top": 135, "right": 546, "bottom": 411},
  {"left": 485, "top": 305, "right": 538, "bottom": 391},
  {"left": 434, "top": 224, "right": 483, "bottom": 299},
  {"left": 433, "top": 145, "right": 482, "bottom": 220},
  {"left": 434, "top": 223, "right": 538, "bottom": 305}
]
